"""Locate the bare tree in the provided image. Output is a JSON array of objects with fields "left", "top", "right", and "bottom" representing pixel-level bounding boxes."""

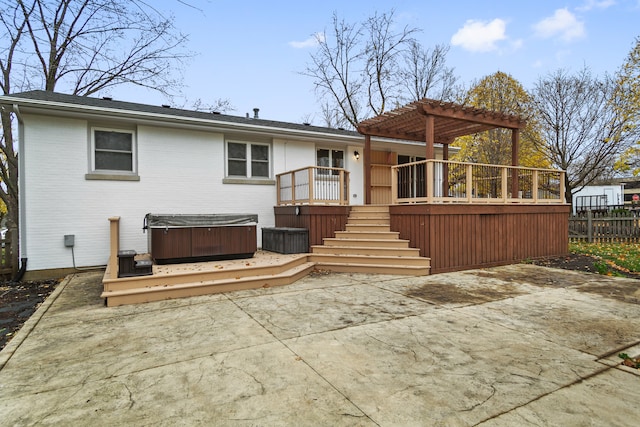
[
  {"left": 400, "top": 41, "right": 457, "bottom": 102},
  {"left": 530, "top": 67, "right": 634, "bottom": 204},
  {"left": 362, "top": 11, "right": 418, "bottom": 116},
  {"left": 304, "top": 12, "right": 366, "bottom": 129},
  {"left": 0, "top": 0, "right": 190, "bottom": 275},
  {"left": 304, "top": 10, "right": 426, "bottom": 129}
]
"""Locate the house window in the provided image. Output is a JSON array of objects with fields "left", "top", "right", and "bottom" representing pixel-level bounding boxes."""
[
  {"left": 316, "top": 148, "right": 344, "bottom": 175},
  {"left": 91, "top": 127, "right": 135, "bottom": 173},
  {"left": 227, "top": 141, "right": 270, "bottom": 178}
]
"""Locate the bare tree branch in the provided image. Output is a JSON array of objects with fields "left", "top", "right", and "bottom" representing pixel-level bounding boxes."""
[
  {"left": 0, "top": 0, "right": 192, "bottom": 273},
  {"left": 531, "top": 67, "right": 635, "bottom": 203}
]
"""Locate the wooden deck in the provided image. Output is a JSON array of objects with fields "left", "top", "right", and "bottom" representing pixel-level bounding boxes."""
[
  {"left": 276, "top": 203, "right": 570, "bottom": 274},
  {"left": 102, "top": 251, "right": 315, "bottom": 306}
]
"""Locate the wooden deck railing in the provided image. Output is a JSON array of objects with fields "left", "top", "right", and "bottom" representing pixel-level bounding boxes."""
[
  {"left": 276, "top": 166, "right": 350, "bottom": 206},
  {"left": 392, "top": 160, "right": 565, "bottom": 204}
]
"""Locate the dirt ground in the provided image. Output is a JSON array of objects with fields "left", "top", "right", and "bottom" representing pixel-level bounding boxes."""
[
  {"left": 1, "top": 253, "right": 638, "bottom": 352},
  {"left": 0, "top": 278, "right": 62, "bottom": 351}
]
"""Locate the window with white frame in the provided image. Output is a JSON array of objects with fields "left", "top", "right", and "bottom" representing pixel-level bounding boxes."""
[
  {"left": 316, "top": 148, "right": 344, "bottom": 175},
  {"left": 91, "top": 127, "right": 136, "bottom": 173},
  {"left": 226, "top": 141, "right": 270, "bottom": 178}
]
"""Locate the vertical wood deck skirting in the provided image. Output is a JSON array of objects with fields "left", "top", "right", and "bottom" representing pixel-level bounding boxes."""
[
  {"left": 274, "top": 204, "right": 570, "bottom": 274},
  {"left": 389, "top": 204, "right": 570, "bottom": 274},
  {"left": 274, "top": 205, "right": 350, "bottom": 251}
]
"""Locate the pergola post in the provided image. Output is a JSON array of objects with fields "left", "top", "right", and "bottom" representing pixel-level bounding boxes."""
[
  {"left": 425, "top": 115, "right": 435, "bottom": 160},
  {"left": 511, "top": 128, "right": 520, "bottom": 199},
  {"left": 364, "top": 134, "right": 371, "bottom": 205},
  {"left": 425, "top": 115, "right": 435, "bottom": 198}
]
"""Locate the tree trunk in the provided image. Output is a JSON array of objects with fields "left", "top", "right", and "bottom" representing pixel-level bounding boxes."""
[{"left": 1, "top": 110, "right": 19, "bottom": 276}]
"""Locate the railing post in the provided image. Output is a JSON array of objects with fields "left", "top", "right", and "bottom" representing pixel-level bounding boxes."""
[
  {"left": 391, "top": 166, "right": 398, "bottom": 204},
  {"left": 532, "top": 170, "right": 539, "bottom": 203},
  {"left": 466, "top": 164, "right": 473, "bottom": 202},
  {"left": 560, "top": 172, "right": 566, "bottom": 203},
  {"left": 426, "top": 160, "right": 434, "bottom": 203},
  {"left": 344, "top": 171, "right": 350, "bottom": 205},
  {"left": 290, "top": 172, "right": 296, "bottom": 205},
  {"left": 276, "top": 175, "right": 282, "bottom": 206},
  {"left": 502, "top": 167, "right": 509, "bottom": 202},
  {"left": 108, "top": 216, "right": 120, "bottom": 279},
  {"left": 308, "top": 167, "right": 314, "bottom": 204},
  {"left": 339, "top": 170, "right": 345, "bottom": 205}
]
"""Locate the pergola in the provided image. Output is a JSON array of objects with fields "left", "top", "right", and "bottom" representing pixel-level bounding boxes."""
[{"left": 356, "top": 98, "right": 527, "bottom": 204}]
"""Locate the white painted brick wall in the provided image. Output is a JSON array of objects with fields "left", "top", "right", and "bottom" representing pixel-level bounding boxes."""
[{"left": 21, "top": 114, "right": 337, "bottom": 271}]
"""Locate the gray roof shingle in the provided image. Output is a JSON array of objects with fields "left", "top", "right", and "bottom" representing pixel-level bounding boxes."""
[{"left": 5, "top": 90, "right": 360, "bottom": 137}]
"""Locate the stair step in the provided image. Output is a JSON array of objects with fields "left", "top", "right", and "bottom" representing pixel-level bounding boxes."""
[
  {"left": 348, "top": 211, "right": 390, "bottom": 219},
  {"left": 314, "top": 262, "right": 429, "bottom": 276},
  {"left": 346, "top": 217, "right": 391, "bottom": 225},
  {"left": 334, "top": 231, "right": 400, "bottom": 240},
  {"left": 311, "top": 245, "right": 420, "bottom": 257},
  {"left": 345, "top": 224, "right": 391, "bottom": 232},
  {"left": 349, "top": 206, "right": 390, "bottom": 213},
  {"left": 309, "top": 253, "right": 431, "bottom": 267},
  {"left": 323, "top": 238, "right": 410, "bottom": 248},
  {"left": 102, "top": 261, "right": 316, "bottom": 307}
]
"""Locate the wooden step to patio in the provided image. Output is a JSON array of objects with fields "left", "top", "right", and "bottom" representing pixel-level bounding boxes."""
[
  {"left": 101, "top": 255, "right": 315, "bottom": 307},
  {"left": 309, "top": 253, "right": 431, "bottom": 267},
  {"left": 313, "top": 262, "right": 430, "bottom": 276}
]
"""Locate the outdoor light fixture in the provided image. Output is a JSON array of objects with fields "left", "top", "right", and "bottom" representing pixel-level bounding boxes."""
[{"left": 354, "top": 150, "right": 360, "bottom": 160}]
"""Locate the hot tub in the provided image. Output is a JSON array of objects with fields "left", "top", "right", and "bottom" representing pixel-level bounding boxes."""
[{"left": 144, "top": 214, "right": 258, "bottom": 264}]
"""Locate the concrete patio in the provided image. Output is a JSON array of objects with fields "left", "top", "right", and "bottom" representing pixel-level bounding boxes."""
[{"left": 0, "top": 264, "right": 639, "bottom": 426}]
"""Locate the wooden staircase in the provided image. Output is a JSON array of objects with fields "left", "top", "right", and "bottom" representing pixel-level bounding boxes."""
[
  {"left": 101, "top": 206, "right": 430, "bottom": 307},
  {"left": 309, "top": 205, "right": 431, "bottom": 275}
]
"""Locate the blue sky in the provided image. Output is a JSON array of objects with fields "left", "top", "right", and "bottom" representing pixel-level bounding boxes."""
[{"left": 109, "top": 0, "right": 640, "bottom": 124}]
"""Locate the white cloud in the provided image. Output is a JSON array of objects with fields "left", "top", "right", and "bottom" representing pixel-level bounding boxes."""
[
  {"left": 533, "top": 8, "right": 586, "bottom": 42},
  {"left": 289, "top": 32, "right": 325, "bottom": 49},
  {"left": 576, "top": 0, "right": 616, "bottom": 12},
  {"left": 451, "top": 19, "right": 507, "bottom": 52}
]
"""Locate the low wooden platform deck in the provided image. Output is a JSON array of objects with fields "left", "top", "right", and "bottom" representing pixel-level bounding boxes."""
[{"left": 103, "top": 206, "right": 432, "bottom": 306}]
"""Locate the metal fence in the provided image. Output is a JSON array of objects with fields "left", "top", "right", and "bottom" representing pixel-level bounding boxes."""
[{"left": 569, "top": 211, "right": 640, "bottom": 242}]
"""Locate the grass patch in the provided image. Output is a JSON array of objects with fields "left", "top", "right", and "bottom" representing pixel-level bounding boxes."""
[{"left": 570, "top": 242, "right": 640, "bottom": 274}]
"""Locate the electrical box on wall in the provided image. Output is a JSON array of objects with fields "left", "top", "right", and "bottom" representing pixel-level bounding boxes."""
[{"left": 64, "top": 234, "right": 75, "bottom": 247}]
